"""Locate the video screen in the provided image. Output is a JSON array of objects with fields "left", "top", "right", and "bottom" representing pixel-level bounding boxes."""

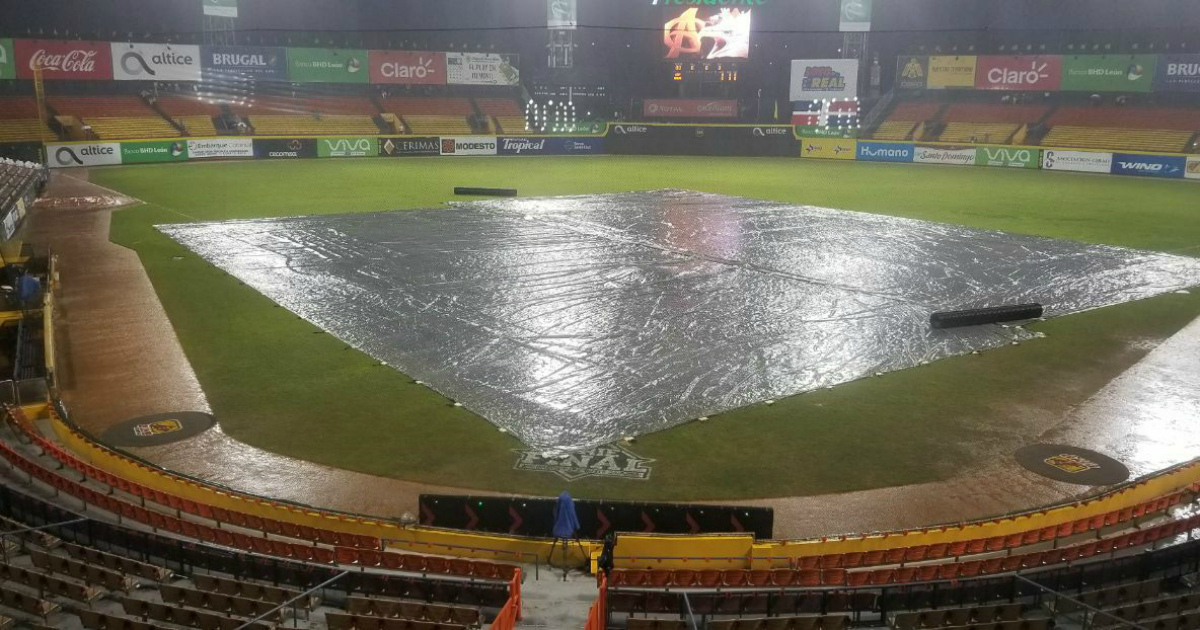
[{"left": 663, "top": 7, "right": 751, "bottom": 60}]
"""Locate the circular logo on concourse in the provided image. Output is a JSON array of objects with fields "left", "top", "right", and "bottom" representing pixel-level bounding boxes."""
[
  {"left": 101, "top": 411, "right": 215, "bottom": 447},
  {"left": 1014, "top": 444, "right": 1130, "bottom": 486}
]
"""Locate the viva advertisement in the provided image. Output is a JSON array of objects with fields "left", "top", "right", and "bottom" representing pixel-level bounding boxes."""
[
  {"left": 1155, "top": 54, "right": 1200, "bottom": 92},
  {"left": 895, "top": 56, "right": 928, "bottom": 90},
  {"left": 379, "top": 137, "right": 441, "bottom": 157},
  {"left": 913, "top": 145, "right": 975, "bottom": 165},
  {"left": 800, "top": 138, "right": 857, "bottom": 160},
  {"left": 187, "top": 138, "right": 254, "bottom": 159},
  {"left": 975, "top": 146, "right": 1040, "bottom": 169},
  {"left": 1110, "top": 153, "right": 1186, "bottom": 179},
  {"left": 857, "top": 141, "right": 914, "bottom": 163},
  {"left": 497, "top": 136, "right": 604, "bottom": 155},
  {"left": 287, "top": 47, "right": 368, "bottom": 83},
  {"left": 1187, "top": 157, "right": 1200, "bottom": 180},
  {"left": 445, "top": 53, "right": 519, "bottom": 86},
  {"left": 926, "top": 56, "right": 977, "bottom": 89},
  {"left": 318, "top": 137, "right": 378, "bottom": 158},
  {"left": 122, "top": 141, "right": 188, "bottom": 164},
  {"left": 1061, "top": 55, "right": 1157, "bottom": 93},
  {"left": 439, "top": 136, "right": 498, "bottom": 156},
  {"left": 789, "top": 59, "right": 858, "bottom": 101},
  {"left": 0, "top": 39, "right": 14, "bottom": 80},
  {"left": 975, "top": 55, "right": 1061, "bottom": 91},
  {"left": 111, "top": 43, "right": 201, "bottom": 81},
  {"left": 46, "top": 143, "right": 122, "bottom": 168},
  {"left": 202, "top": 45, "right": 287, "bottom": 80},
  {"left": 1042, "top": 149, "right": 1112, "bottom": 174},
  {"left": 368, "top": 51, "right": 446, "bottom": 85},
  {"left": 15, "top": 39, "right": 113, "bottom": 80}
]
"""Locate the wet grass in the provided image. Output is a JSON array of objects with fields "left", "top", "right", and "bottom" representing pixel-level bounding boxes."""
[{"left": 97, "top": 157, "right": 1200, "bottom": 500}]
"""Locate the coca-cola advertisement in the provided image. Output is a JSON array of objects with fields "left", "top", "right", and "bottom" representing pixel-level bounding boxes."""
[
  {"left": 16, "top": 39, "right": 113, "bottom": 80},
  {"left": 368, "top": 50, "right": 446, "bottom": 85},
  {"left": 974, "top": 55, "right": 1062, "bottom": 91},
  {"left": 642, "top": 99, "right": 738, "bottom": 119}
]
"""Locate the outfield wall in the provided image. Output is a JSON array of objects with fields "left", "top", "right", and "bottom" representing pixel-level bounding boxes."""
[{"left": 27, "top": 126, "right": 1200, "bottom": 182}]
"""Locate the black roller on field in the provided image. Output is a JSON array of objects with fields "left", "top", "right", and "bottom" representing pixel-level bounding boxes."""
[
  {"left": 454, "top": 187, "right": 517, "bottom": 197},
  {"left": 930, "top": 303, "right": 1044, "bottom": 329}
]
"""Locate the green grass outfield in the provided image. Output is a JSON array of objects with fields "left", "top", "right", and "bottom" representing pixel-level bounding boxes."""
[{"left": 95, "top": 156, "right": 1200, "bottom": 501}]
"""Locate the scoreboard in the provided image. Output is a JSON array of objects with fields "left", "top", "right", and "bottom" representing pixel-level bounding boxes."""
[{"left": 668, "top": 61, "right": 741, "bottom": 84}]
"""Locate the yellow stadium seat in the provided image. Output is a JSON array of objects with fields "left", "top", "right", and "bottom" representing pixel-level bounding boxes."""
[
  {"left": 248, "top": 115, "right": 380, "bottom": 136},
  {"left": 1040, "top": 126, "right": 1193, "bottom": 153},
  {"left": 401, "top": 115, "right": 473, "bottom": 136},
  {"left": 870, "top": 120, "right": 918, "bottom": 141},
  {"left": 0, "top": 119, "right": 49, "bottom": 143},
  {"left": 935, "top": 122, "right": 1019, "bottom": 144},
  {"left": 84, "top": 117, "right": 181, "bottom": 139},
  {"left": 177, "top": 115, "right": 218, "bottom": 137}
]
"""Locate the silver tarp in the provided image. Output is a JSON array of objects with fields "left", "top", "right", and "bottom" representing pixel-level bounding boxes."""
[{"left": 160, "top": 190, "right": 1200, "bottom": 453}]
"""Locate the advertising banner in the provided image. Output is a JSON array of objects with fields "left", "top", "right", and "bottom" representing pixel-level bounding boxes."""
[
  {"left": 913, "top": 145, "right": 975, "bottom": 166},
  {"left": 439, "top": 136, "right": 498, "bottom": 156},
  {"left": 1110, "top": 153, "right": 1186, "bottom": 179},
  {"left": 187, "top": 138, "right": 254, "bottom": 159},
  {"left": 1157, "top": 54, "right": 1200, "bottom": 92},
  {"left": 789, "top": 59, "right": 858, "bottom": 101},
  {"left": 122, "top": 140, "right": 188, "bottom": 164},
  {"left": 975, "top": 146, "right": 1040, "bottom": 169},
  {"left": 643, "top": 99, "right": 737, "bottom": 118},
  {"left": 317, "top": 137, "right": 378, "bottom": 158},
  {"left": 975, "top": 55, "right": 1061, "bottom": 91},
  {"left": 15, "top": 39, "right": 113, "bottom": 80},
  {"left": 927, "top": 56, "right": 977, "bottom": 89},
  {"left": 111, "top": 43, "right": 201, "bottom": 81},
  {"left": 548, "top": 0, "right": 577, "bottom": 29},
  {"left": 857, "top": 141, "right": 914, "bottom": 163},
  {"left": 445, "top": 53, "right": 519, "bottom": 86},
  {"left": 839, "top": 0, "right": 872, "bottom": 32},
  {"left": 378, "top": 137, "right": 441, "bottom": 157},
  {"left": 1042, "top": 149, "right": 1112, "bottom": 173},
  {"left": 895, "top": 56, "right": 928, "bottom": 90},
  {"left": 497, "top": 136, "right": 604, "bottom": 155},
  {"left": 46, "top": 143, "right": 122, "bottom": 168},
  {"left": 607, "top": 125, "right": 796, "bottom": 157},
  {"left": 254, "top": 138, "right": 317, "bottom": 159},
  {"left": 203, "top": 0, "right": 238, "bottom": 18},
  {"left": 201, "top": 45, "right": 287, "bottom": 80},
  {"left": 286, "top": 47, "right": 368, "bottom": 83},
  {"left": 0, "top": 39, "right": 14, "bottom": 80},
  {"left": 662, "top": 6, "right": 751, "bottom": 60},
  {"left": 368, "top": 50, "right": 446, "bottom": 85},
  {"left": 1061, "top": 55, "right": 1157, "bottom": 93},
  {"left": 796, "top": 126, "right": 858, "bottom": 138},
  {"left": 1187, "top": 157, "right": 1200, "bottom": 180},
  {"left": 800, "top": 137, "right": 857, "bottom": 160}
]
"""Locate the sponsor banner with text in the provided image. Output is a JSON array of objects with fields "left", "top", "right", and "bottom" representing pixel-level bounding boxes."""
[
  {"left": 643, "top": 99, "right": 737, "bottom": 118},
  {"left": 839, "top": 0, "right": 872, "bottom": 32},
  {"left": 789, "top": 59, "right": 858, "bottom": 101},
  {"left": 975, "top": 146, "right": 1040, "bottom": 169},
  {"left": 368, "top": 50, "right": 446, "bottom": 85},
  {"left": 800, "top": 138, "right": 857, "bottom": 160},
  {"left": 15, "top": 39, "right": 113, "bottom": 80},
  {"left": 1042, "top": 149, "right": 1112, "bottom": 173},
  {"left": 122, "top": 140, "right": 188, "bottom": 164},
  {"left": 46, "top": 143, "right": 122, "bottom": 168},
  {"left": 253, "top": 138, "right": 317, "bottom": 159},
  {"left": 201, "top": 45, "right": 287, "bottom": 80},
  {"left": 111, "top": 43, "right": 201, "bottom": 81},
  {"left": 895, "top": 56, "right": 928, "bottom": 89},
  {"left": 1187, "top": 157, "right": 1200, "bottom": 180},
  {"left": 317, "top": 137, "right": 379, "bottom": 157},
  {"left": 203, "top": 0, "right": 238, "bottom": 18},
  {"left": 796, "top": 126, "right": 858, "bottom": 138},
  {"left": 0, "top": 39, "right": 14, "bottom": 80},
  {"left": 187, "top": 138, "right": 254, "bottom": 159},
  {"left": 927, "top": 56, "right": 977, "bottom": 88},
  {"left": 445, "top": 53, "right": 519, "bottom": 86},
  {"left": 1110, "top": 153, "right": 1186, "bottom": 179},
  {"left": 1061, "top": 55, "right": 1157, "bottom": 93},
  {"left": 439, "top": 136, "right": 498, "bottom": 156},
  {"left": 286, "top": 47, "right": 368, "bottom": 83},
  {"left": 857, "top": 141, "right": 914, "bottom": 163},
  {"left": 975, "top": 55, "right": 1061, "bottom": 91},
  {"left": 378, "top": 137, "right": 441, "bottom": 157},
  {"left": 913, "top": 145, "right": 975, "bottom": 165},
  {"left": 1157, "top": 54, "right": 1200, "bottom": 92},
  {"left": 497, "top": 136, "right": 604, "bottom": 155}
]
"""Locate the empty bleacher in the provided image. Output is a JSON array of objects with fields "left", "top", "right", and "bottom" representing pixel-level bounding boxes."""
[
  {"left": 476, "top": 97, "right": 526, "bottom": 134},
  {"left": 0, "top": 99, "right": 48, "bottom": 143},
  {"left": 232, "top": 95, "right": 382, "bottom": 135},
  {"left": 1040, "top": 106, "right": 1200, "bottom": 153},
  {"left": 382, "top": 96, "right": 474, "bottom": 135},
  {"left": 870, "top": 101, "right": 943, "bottom": 140},
  {"left": 156, "top": 95, "right": 223, "bottom": 137},
  {"left": 930, "top": 104, "right": 1047, "bottom": 144},
  {"left": 48, "top": 96, "right": 180, "bottom": 140}
]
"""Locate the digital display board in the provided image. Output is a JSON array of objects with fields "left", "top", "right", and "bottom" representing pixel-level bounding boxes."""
[
  {"left": 663, "top": 7, "right": 751, "bottom": 60},
  {"left": 669, "top": 61, "right": 741, "bottom": 83}
]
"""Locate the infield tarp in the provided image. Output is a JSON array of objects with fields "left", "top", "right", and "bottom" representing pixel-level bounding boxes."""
[{"left": 160, "top": 190, "right": 1200, "bottom": 453}]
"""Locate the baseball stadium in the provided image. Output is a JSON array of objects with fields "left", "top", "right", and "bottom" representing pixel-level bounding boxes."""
[{"left": 1, "top": 0, "right": 1200, "bottom": 629}]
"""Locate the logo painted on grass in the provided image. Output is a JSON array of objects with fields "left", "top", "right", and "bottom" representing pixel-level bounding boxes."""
[
  {"left": 975, "top": 146, "right": 1040, "bottom": 169},
  {"left": 121, "top": 141, "right": 188, "bottom": 164},
  {"left": 317, "top": 137, "right": 378, "bottom": 158},
  {"left": 1044, "top": 453, "right": 1101, "bottom": 474},
  {"left": 513, "top": 445, "right": 654, "bottom": 482},
  {"left": 133, "top": 419, "right": 183, "bottom": 437}
]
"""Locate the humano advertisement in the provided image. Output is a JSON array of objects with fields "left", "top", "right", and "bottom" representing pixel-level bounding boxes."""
[
  {"left": 1110, "top": 153, "right": 1186, "bottom": 179},
  {"left": 1042, "top": 149, "right": 1112, "bottom": 173},
  {"left": 975, "top": 146, "right": 1040, "bottom": 169},
  {"left": 46, "top": 143, "right": 122, "bottom": 168},
  {"left": 857, "top": 141, "right": 914, "bottom": 163}
]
